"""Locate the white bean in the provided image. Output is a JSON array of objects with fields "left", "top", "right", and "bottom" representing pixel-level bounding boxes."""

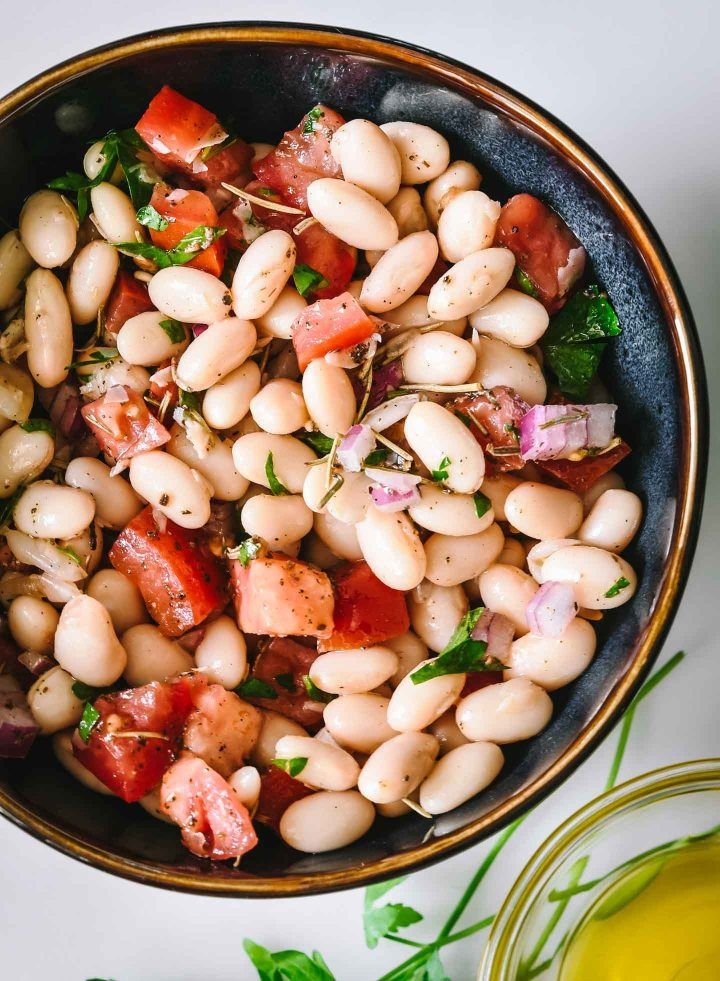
[
  {"left": 388, "top": 294, "right": 466, "bottom": 336},
  {"left": 280, "top": 790, "right": 375, "bottom": 852},
  {"left": 323, "top": 693, "right": 397, "bottom": 754},
  {"left": 0, "top": 364, "right": 34, "bottom": 426},
  {"left": 8, "top": 595, "right": 59, "bottom": 655},
  {"left": 116, "top": 310, "right": 188, "bottom": 366},
  {"left": 438, "top": 191, "right": 501, "bottom": 262},
  {"left": 386, "top": 632, "right": 429, "bottom": 687},
  {"left": 86, "top": 569, "right": 148, "bottom": 634},
  {"left": 424, "top": 161, "right": 482, "bottom": 227},
  {"left": 409, "top": 581, "right": 468, "bottom": 653},
  {"left": 428, "top": 709, "right": 469, "bottom": 756},
  {"left": 314, "top": 511, "right": 363, "bottom": 561},
  {"left": 241, "top": 494, "right": 313, "bottom": 549},
  {"left": 121, "top": 623, "right": 194, "bottom": 685},
  {"left": 360, "top": 231, "right": 439, "bottom": 312},
  {"left": 0, "top": 426, "right": 54, "bottom": 498},
  {"left": 167, "top": 427, "right": 248, "bottom": 502},
  {"left": 356, "top": 505, "right": 426, "bottom": 591},
  {"left": 139, "top": 787, "right": 175, "bottom": 823},
  {"left": 24, "top": 269, "right": 73, "bottom": 387},
  {"left": 303, "top": 464, "right": 331, "bottom": 514},
  {"left": 505, "top": 482, "right": 583, "bottom": 540},
  {"left": 331, "top": 119, "right": 402, "bottom": 204},
  {"left": 83, "top": 140, "right": 123, "bottom": 183},
  {"left": 497, "top": 538, "right": 527, "bottom": 568},
  {"left": 90, "top": 183, "right": 141, "bottom": 244},
  {"left": 19, "top": 190, "right": 77, "bottom": 268},
  {"left": 53, "top": 729, "right": 113, "bottom": 794},
  {"left": 129, "top": 450, "right": 212, "bottom": 529},
  {"left": 0, "top": 230, "right": 34, "bottom": 309},
  {"left": 540, "top": 544, "right": 637, "bottom": 610},
  {"left": 175, "top": 317, "right": 256, "bottom": 390},
  {"left": 379, "top": 122, "right": 450, "bottom": 184},
  {"left": 27, "top": 667, "right": 84, "bottom": 734},
  {"left": 425, "top": 523, "right": 505, "bottom": 587},
  {"left": 326, "top": 470, "right": 372, "bottom": 525},
  {"left": 61, "top": 521, "right": 103, "bottom": 576},
  {"left": 402, "top": 330, "right": 476, "bottom": 385},
  {"left": 148, "top": 267, "right": 232, "bottom": 325},
  {"left": 456, "top": 677, "right": 553, "bottom": 744},
  {"left": 301, "top": 359, "right": 356, "bottom": 437},
  {"left": 250, "top": 379, "right": 309, "bottom": 434},
  {"left": 578, "top": 489, "right": 642, "bottom": 553},
  {"left": 231, "top": 230, "right": 296, "bottom": 319},
  {"left": 54, "top": 595, "right": 127, "bottom": 686},
  {"left": 5, "top": 529, "right": 87, "bottom": 583},
  {"left": 470, "top": 334, "right": 546, "bottom": 405},
  {"left": 307, "top": 179, "right": 398, "bottom": 250},
  {"left": 428, "top": 248, "right": 515, "bottom": 321},
  {"left": 387, "top": 659, "right": 465, "bottom": 732},
  {"left": 310, "top": 647, "right": 398, "bottom": 696},
  {"left": 505, "top": 618, "right": 596, "bottom": 691},
  {"left": 405, "top": 401, "right": 485, "bottom": 494},
  {"left": 274, "top": 735, "right": 359, "bottom": 791},
  {"left": 251, "top": 711, "right": 308, "bottom": 768},
  {"left": 469, "top": 288, "right": 549, "bottom": 348},
  {"left": 408, "top": 484, "right": 494, "bottom": 537},
  {"left": 419, "top": 742, "right": 503, "bottom": 814},
  {"left": 232, "top": 432, "right": 315, "bottom": 493},
  {"left": 480, "top": 564, "right": 538, "bottom": 636},
  {"left": 14, "top": 481, "right": 95, "bottom": 540},
  {"left": 386, "top": 187, "right": 428, "bottom": 237},
  {"left": 194, "top": 615, "right": 247, "bottom": 690},
  {"left": 255, "top": 285, "right": 307, "bottom": 340},
  {"left": 582, "top": 471, "right": 625, "bottom": 515},
  {"left": 358, "top": 731, "right": 439, "bottom": 803},
  {"left": 301, "top": 531, "right": 340, "bottom": 570},
  {"left": 67, "top": 241, "right": 119, "bottom": 325},
  {"left": 65, "top": 457, "right": 142, "bottom": 529},
  {"left": 203, "top": 361, "right": 261, "bottom": 431},
  {"left": 480, "top": 473, "right": 523, "bottom": 522}
]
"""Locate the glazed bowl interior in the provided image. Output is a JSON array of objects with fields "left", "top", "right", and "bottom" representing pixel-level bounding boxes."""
[{"left": 0, "top": 23, "right": 706, "bottom": 896}]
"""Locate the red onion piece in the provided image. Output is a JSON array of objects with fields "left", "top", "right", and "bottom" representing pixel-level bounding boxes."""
[
  {"left": 191, "top": 324, "right": 209, "bottom": 338},
  {"left": 520, "top": 403, "right": 617, "bottom": 461},
  {"left": 0, "top": 681, "right": 39, "bottom": 758},
  {"left": 352, "top": 358, "right": 404, "bottom": 412},
  {"left": 365, "top": 468, "right": 422, "bottom": 492},
  {"left": 41, "top": 380, "right": 86, "bottom": 440},
  {"left": 471, "top": 610, "right": 514, "bottom": 660},
  {"left": 369, "top": 483, "right": 421, "bottom": 512},
  {"left": 17, "top": 651, "right": 55, "bottom": 677},
  {"left": 525, "top": 581, "right": 578, "bottom": 637},
  {"left": 337, "top": 425, "right": 376, "bottom": 472}
]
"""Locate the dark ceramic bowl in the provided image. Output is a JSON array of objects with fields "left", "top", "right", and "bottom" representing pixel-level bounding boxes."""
[{"left": 0, "top": 23, "right": 707, "bottom": 897}]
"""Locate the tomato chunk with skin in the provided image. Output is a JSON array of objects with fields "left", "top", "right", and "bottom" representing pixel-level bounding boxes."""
[
  {"left": 72, "top": 676, "right": 200, "bottom": 802},
  {"left": 255, "top": 765, "right": 313, "bottom": 833},
  {"left": 448, "top": 386, "right": 530, "bottom": 476},
  {"left": 183, "top": 684, "right": 262, "bottom": 778},
  {"left": 230, "top": 554, "right": 334, "bottom": 639},
  {"left": 461, "top": 672, "right": 504, "bottom": 698},
  {"left": 292, "top": 292, "right": 377, "bottom": 372},
  {"left": 415, "top": 256, "right": 450, "bottom": 297},
  {"left": 104, "top": 271, "right": 155, "bottom": 337},
  {"left": 535, "top": 440, "right": 631, "bottom": 494},
  {"left": 81, "top": 386, "right": 170, "bottom": 462},
  {"left": 296, "top": 222, "right": 356, "bottom": 300},
  {"left": 136, "top": 85, "right": 222, "bottom": 169},
  {"left": 495, "top": 194, "right": 586, "bottom": 313},
  {"left": 161, "top": 752, "right": 257, "bottom": 860},
  {"left": 148, "top": 183, "right": 227, "bottom": 276},
  {"left": 318, "top": 561, "right": 410, "bottom": 653},
  {"left": 109, "top": 506, "right": 227, "bottom": 638},
  {"left": 245, "top": 636, "right": 323, "bottom": 729}
]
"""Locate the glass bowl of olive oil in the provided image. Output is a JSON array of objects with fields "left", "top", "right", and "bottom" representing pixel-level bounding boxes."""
[{"left": 479, "top": 760, "right": 720, "bottom": 980}]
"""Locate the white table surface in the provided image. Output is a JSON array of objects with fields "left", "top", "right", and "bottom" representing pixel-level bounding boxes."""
[{"left": 1, "top": 2, "right": 718, "bottom": 977}]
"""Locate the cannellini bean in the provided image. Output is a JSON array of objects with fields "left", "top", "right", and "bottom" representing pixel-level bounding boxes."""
[
  {"left": 227, "top": 766, "right": 261, "bottom": 812},
  {"left": 5, "top": 530, "right": 87, "bottom": 583},
  {"left": 424, "top": 161, "right": 482, "bottom": 227},
  {"left": 456, "top": 677, "right": 553, "bottom": 743},
  {"left": 428, "top": 709, "right": 469, "bottom": 756},
  {"left": 166, "top": 427, "right": 248, "bottom": 502},
  {"left": 360, "top": 231, "right": 439, "bottom": 312},
  {"left": 428, "top": 248, "right": 515, "bottom": 321},
  {"left": 470, "top": 334, "right": 547, "bottom": 405},
  {"left": 280, "top": 789, "right": 375, "bottom": 852},
  {"left": 505, "top": 482, "right": 583, "bottom": 540},
  {"left": 53, "top": 729, "right": 113, "bottom": 794},
  {"left": 175, "top": 317, "right": 256, "bottom": 390},
  {"left": 8, "top": 595, "right": 59, "bottom": 655},
  {"left": 194, "top": 616, "right": 247, "bottom": 690},
  {"left": 90, "top": 183, "right": 140, "bottom": 244},
  {"left": 129, "top": 451, "right": 212, "bottom": 529},
  {"left": 375, "top": 798, "right": 416, "bottom": 818},
  {"left": 232, "top": 432, "right": 315, "bottom": 493},
  {"left": 83, "top": 140, "right": 123, "bottom": 183},
  {"left": 311, "top": 647, "right": 398, "bottom": 695},
  {"left": 356, "top": 506, "right": 426, "bottom": 591},
  {"left": 121, "top": 623, "right": 194, "bottom": 685},
  {"left": 255, "top": 285, "right": 307, "bottom": 340},
  {"left": 24, "top": 269, "right": 73, "bottom": 387},
  {"left": 250, "top": 379, "right": 309, "bottom": 434},
  {"left": 149, "top": 267, "right": 232, "bottom": 325},
  {"left": 419, "top": 742, "right": 503, "bottom": 814},
  {"left": 117, "top": 310, "right": 188, "bottom": 366},
  {"left": 326, "top": 470, "right": 372, "bottom": 525},
  {"left": 86, "top": 569, "right": 148, "bottom": 634},
  {"left": 425, "top": 523, "right": 505, "bottom": 587},
  {"left": 19, "top": 190, "right": 77, "bottom": 268},
  {"left": 480, "top": 564, "right": 538, "bottom": 636},
  {"left": 578, "top": 489, "right": 642, "bottom": 553},
  {"left": 301, "top": 359, "right": 356, "bottom": 437},
  {"left": 307, "top": 178, "right": 398, "bottom": 250},
  {"left": 274, "top": 735, "right": 360, "bottom": 791},
  {"left": 497, "top": 538, "right": 527, "bottom": 568},
  {"left": 480, "top": 473, "right": 523, "bottom": 522},
  {"left": 27, "top": 667, "right": 84, "bottom": 734},
  {"left": 402, "top": 330, "right": 476, "bottom": 385},
  {"left": 14, "top": 481, "right": 95, "bottom": 540},
  {"left": 469, "top": 288, "right": 549, "bottom": 348},
  {"left": 438, "top": 191, "right": 501, "bottom": 262},
  {"left": 405, "top": 401, "right": 485, "bottom": 494},
  {"left": 323, "top": 694, "right": 397, "bottom": 754},
  {"left": 301, "top": 531, "right": 340, "bottom": 570},
  {"left": 0, "top": 230, "right": 34, "bottom": 309},
  {"left": 65, "top": 457, "right": 143, "bottom": 529},
  {"left": 62, "top": 521, "right": 103, "bottom": 576},
  {"left": 231, "top": 230, "right": 296, "bottom": 319},
  {"left": 540, "top": 544, "right": 637, "bottom": 610},
  {"left": 0, "top": 364, "right": 34, "bottom": 426},
  {"left": 331, "top": 118, "right": 402, "bottom": 203},
  {"left": 409, "top": 484, "right": 494, "bottom": 537},
  {"left": 410, "top": 581, "right": 468, "bottom": 653},
  {"left": 67, "top": 241, "right": 119, "bottom": 325},
  {"left": 387, "top": 660, "right": 465, "bottom": 732},
  {"left": 582, "top": 470, "right": 625, "bottom": 515},
  {"left": 380, "top": 122, "right": 450, "bottom": 184},
  {"left": 303, "top": 464, "right": 331, "bottom": 514},
  {"left": 386, "top": 187, "right": 429, "bottom": 237},
  {"left": 241, "top": 494, "right": 313, "bottom": 549},
  {"left": 386, "top": 632, "right": 429, "bottom": 686},
  {"left": 139, "top": 787, "right": 175, "bottom": 823},
  {"left": 505, "top": 618, "right": 597, "bottom": 691},
  {"left": 358, "top": 731, "right": 439, "bottom": 803},
  {"left": 203, "top": 361, "right": 261, "bottom": 431},
  {"left": 251, "top": 711, "right": 307, "bottom": 768},
  {"left": 0, "top": 426, "right": 54, "bottom": 498},
  {"left": 314, "top": 511, "right": 364, "bottom": 561},
  {"left": 54, "top": 595, "right": 127, "bottom": 686},
  {"left": 388, "top": 294, "right": 466, "bottom": 336}
]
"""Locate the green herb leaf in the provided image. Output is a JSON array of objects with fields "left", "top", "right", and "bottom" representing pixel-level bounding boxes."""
[
  {"left": 55, "top": 544, "right": 83, "bottom": 566},
  {"left": 226, "top": 536, "right": 264, "bottom": 567},
  {"left": 473, "top": 491, "right": 491, "bottom": 519},
  {"left": 275, "top": 673, "right": 296, "bottom": 692},
  {"left": 78, "top": 702, "right": 101, "bottom": 743},
  {"left": 293, "top": 263, "right": 329, "bottom": 298},
  {"left": 298, "top": 431, "right": 334, "bottom": 457},
  {"left": 605, "top": 575, "right": 631, "bottom": 598},
  {"left": 265, "top": 452, "right": 290, "bottom": 496},
  {"left": 71, "top": 681, "right": 118, "bottom": 702},
  {"left": 421, "top": 950, "right": 451, "bottom": 981},
  {"left": 270, "top": 756, "right": 308, "bottom": 778},
  {"left": 67, "top": 347, "right": 118, "bottom": 371},
  {"left": 19, "top": 418, "right": 55, "bottom": 436},
  {"left": 136, "top": 204, "right": 171, "bottom": 231},
  {"left": 177, "top": 387, "right": 201, "bottom": 412},
  {"left": 0, "top": 486, "right": 23, "bottom": 530},
  {"left": 236, "top": 678, "right": 277, "bottom": 700},
  {"left": 431, "top": 456, "right": 451, "bottom": 482},
  {"left": 302, "top": 675, "right": 336, "bottom": 704},
  {"left": 158, "top": 318, "right": 186, "bottom": 344},
  {"left": 363, "top": 877, "right": 424, "bottom": 950},
  {"left": 412, "top": 608, "right": 504, "bottom": 684},
  {"left": 242, "top": 939, "right": 336, "bottom": 981},
  {"left": 113, "top": 128, "right": 156, "bottom": 209},
  {"left": 117, "top": 224, "right": 226, "bottom": 269},
  {"left": 364, "top": 447, "right": 391, "bottom": 467},
  {"left": 302, "top": 106, "right": 325, "bottom": 135},
  {"left": 200, "top": 133, "right": 237, "bottom": 162},
  {"left": 515, "top": 267, "right": 540, "bottom": 298}
]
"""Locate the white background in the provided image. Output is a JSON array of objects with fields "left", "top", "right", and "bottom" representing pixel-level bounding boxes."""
[{"left": 1, "top": 1, "right": 718, "bottom": 978}]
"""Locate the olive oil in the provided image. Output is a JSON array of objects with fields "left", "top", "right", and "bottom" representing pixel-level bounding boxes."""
[{"left": 559, "top": 838, "right": 720, "bottom": 980}]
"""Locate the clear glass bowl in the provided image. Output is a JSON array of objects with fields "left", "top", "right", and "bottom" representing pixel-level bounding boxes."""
[{"left": 479, "top": 759, "right": 720, "bottom": 980}]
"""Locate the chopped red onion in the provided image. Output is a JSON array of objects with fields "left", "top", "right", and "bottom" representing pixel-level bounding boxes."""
[
  {"left": 337, "top": 425, "right": 376, "bottom": 472},
  {"left": 104, "top": 384, "right": 130, "bottom": 404},
  {"left": 526, "top": 581, "right": 578, "bottom": 637},
  {"left": 17, "top": 651, "right": 55, "bottom": 677},
  {"left": 364, "top": 468, "right": 422, "bottom": 492},
  {"left": 520, "top": 403, "right": 617, "bottom": 461},
  {"left": 352, "top": 358, "right": 404, "bottom": 412},
  {"left": 191, "top": 324, "right": 209, "bottom": 338},
  {"left": 42, "top": 380, "right": 85, "bottom": 440},
  {"left": 369, "top": 483, "right": 421, "bottom": 512},
  {"left": 0, "top": 686, "right": 39, "bottom": 758},
  {"left": 363, "top": 392, "right": 419, "bottom": 432},
  {"left": 471, "top": 610, "right": 514, "bottom": 660}
]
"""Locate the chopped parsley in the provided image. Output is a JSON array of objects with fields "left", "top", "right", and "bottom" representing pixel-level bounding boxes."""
[
  {"left": 411, "top": 608, "right": 505, "bottom": 684},
  {"left": 302, "top": 675, "right": 336, "bottom": 704},
  {"left": 605, "top": 575, "right": 631, "bottom": 598},
  {"left": 67, "top": 347, "right": 118, "bottom": 371},
  {"left": 243, "top": 940, "right": 335, "bottom": 981},
  {"left": 515, "top": 267, "right": 540, "bottom": 298},
  {"left": 118, "top": 225, "right": 226, "bottom": 269},
  {"left": 136, "top": 204, "right": 171, "bottom": 231},
  {"left": 236, "top": 677, "right": 277, "bottom": 700},
  {"left": 431, "top": 456, "right": 451, "bottom": 482},
  {"left": 158, "top": 318, "right": 187, "bottom": 344},
  {"left": 270, "top": 756, "right": 308, "bottom": 778},
  {"left": 200, "top": 133, "right": 237, "bottom": 162},
  {"left": 364, "top": 878, "right": 424, "bottom": 950},
  {"left": 363, "top": 447, "right": 391, "bottom": 467},
  {"left": 275, "top": 673, "right": 296, "bottom": 692},
  {"left": 298, "top": 431, "right": 334, "bottom": 457},
  {"left": 226, "top": 536, "right": 264, "bottom": 567},
  {"left": 78, "top": 702, "right": 101, "bottom": 743},
  {"left": 55, "top": 545, "right": 83, "bottom": 566},
  {"left": 19, "top": 418, "right": 55, "bottom": 436},
  {"left": 473, "top": 491, "right": 492, "bottom": 519},
  {"left": 265, "top": 452, "right": 290, "bottom": 496},
  {"left": 293, "top": 263, "right": 329, "bottom": 298},
  {"left": 302, "top": 106, "right": 325, "bottom": 134}
]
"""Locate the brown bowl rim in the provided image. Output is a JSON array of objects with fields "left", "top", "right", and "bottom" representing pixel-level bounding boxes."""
[{"left": 0, "top": 21, "right": 708, "bottom": 897}]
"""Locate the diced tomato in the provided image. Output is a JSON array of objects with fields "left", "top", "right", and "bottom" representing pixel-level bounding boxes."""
[
  {"left": 148, "top": 183, "right": 227, "bottom": 276},
  {"left": 495, "top": 194, "right": 587, "bottom": 313},
  {"left": 255, "top": 765, "right": 313, "bottom": 833},
  {"left": 136, "top": 85, "right": 220, "bottom": 169},
  {"left": 161, "top": 752, "right": 257, "bottom": 860},
  {"left": 296, "top": 222, "right": 356, "bottom": 300},
  {"left": 535, "top": 440, "right": 631, "bottom": 494},
  {"left": 461, "top": 672, "right": 504, "bottom": 698},
  {"left": 104, "top": 271, "right": 155, "bottom": 337},
  {"left": 148, "top": 360, "right": 179, "bottom": 411},
  {"left": 292, "top": 292, "right": 376, "bottom": 372},
  {"left": 191, "top": 140, "right": 253, "bottom": 191},
  {"left": 183, "top": 684, "right": 262, "bottom": 778},
  {"left": 81, "top": 387, "right": 170, "bottom": 461},
  {"left": 318, "top": 561, "right": 409, "bottom": 653},
  {"left": 230, "top": 554, "right": 334, "bottom": 639},
  {"left": 448, "top": 386, "right": 530, "bottom": 475},
  {"left": 253, "top": 105, "right": 345, "bottom": 211},
  {"left": 245, "top": 636, "right": 323, "bottom": 729},
  {"left": 415, "top": 256, "right": 450, "bottom": 296},
  {"left": 72, "top": 675, "right": 200, "bottom": 802},
  {"left": 109, "top": 506, "right": 227, "bottom": 638}
]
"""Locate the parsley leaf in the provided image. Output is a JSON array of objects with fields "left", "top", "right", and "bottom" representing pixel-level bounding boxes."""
[
  {"left": 422, "top": 949, "right": 450, "bottom": 981},
  {"left": 243, "top": 940, "right": 336, "bottom": 981},
  {"left": 514, "top": 267, "right": 539, "bottom": 298},
  {"left": 363, "top": 877, "right": 424, "bottom": 950},
  {"left": 473, "top": 491, "right": 492, "bottom": 519},
  {"left": 605, "top": 575, "right": 631, "bottom": 598},
  {"left": 364, "top": 447, "right": 391, "bottom": 467},
  {"left": 200, "top": 133, "right": 237, "bottom": 162},
  {"left": 302, "top": 675, "right": 336, "bottom": 704},
  {"left": 265, "top": 452, "right": 290, "bottom": 496},
  {"left": 158, "top": 318, "right": 186, "bottom": 344},
  {"left": 293, "top": 263, "right": 329, "bottom": 298},
  {"left": 19, "top": 418, "right": 55, "bottom": 436},
  {"left": 302, "top": 106, "right": 325, "bottom": 135},
  {"left": 136, "top": 204, "right": 171, "bottom": 231},
  {"left": 226, "top": 536, "right": 264, "bottom": 567},
  {"left": 431, "top": 456, "right": 451, "bottom": 482},
  {"left": 412, "top": 608, "right": 504, "bottom": 684},
  {"left": 236, "top": 678, "right": 277, "bottom": 700},
  {"left": 71, "top": 681, "right": 117, "bottom": 702},
  {"left": 298, "top": 431, "right": 334, "bottom": 457},
  {"left": 78, "top": 702, "right": 101, "bottom": 743},
  {"left": 67, "top": 347, "right": 118, "bottom": 371},
  {"left": 275, "top": 673, "right": 296, "bottom": 692},
  {"left": 55, "top": 545, "right": 83, "bottom": 566},
  {"left": 117, "top": 225, "right": 226, "bottom": 269},
  {"left": 270, "top": 756, "right": 308, "bottom": 778}
]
